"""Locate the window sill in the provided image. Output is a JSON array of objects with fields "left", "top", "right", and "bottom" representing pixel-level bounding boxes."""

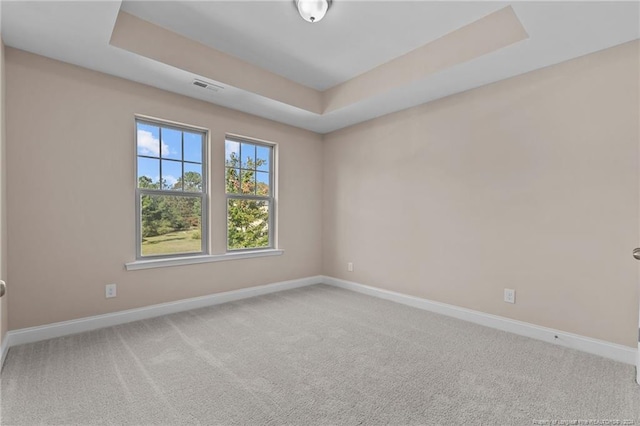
[{"left": 125, "top": 249, "right": 284, "bottom": 271}]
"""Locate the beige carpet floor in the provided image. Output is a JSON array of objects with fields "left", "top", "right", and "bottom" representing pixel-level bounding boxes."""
[{"left": 1, "top": 284, "right": 638, "bottom": 425}]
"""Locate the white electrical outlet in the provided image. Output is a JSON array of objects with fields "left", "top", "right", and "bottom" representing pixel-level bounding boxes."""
[
  {"left": 504, "top": 288, "right": 515, "bottom": 304},
  {"left": 105, "top": 284, "right": 117, "bottom": 299},
  {"left": 347, "top": 262, "right": 354, "bottom": 272}
]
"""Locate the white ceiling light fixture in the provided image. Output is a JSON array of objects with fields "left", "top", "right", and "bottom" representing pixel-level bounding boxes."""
[{"left": 295, "top": 0, "right": 331, "bottom": 23}]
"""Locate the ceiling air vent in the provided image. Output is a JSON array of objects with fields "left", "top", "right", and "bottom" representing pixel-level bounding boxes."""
[{"left": 192, "top": 79, "right": 224, "bottom": 92}]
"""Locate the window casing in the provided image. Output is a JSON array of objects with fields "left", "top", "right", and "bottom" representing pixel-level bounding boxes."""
[
  {"left": 225, "top": 137, "right": 274, "bottom": 251},
  {"left": 135, "top": 118, "right": 208, "bottom": 259}
]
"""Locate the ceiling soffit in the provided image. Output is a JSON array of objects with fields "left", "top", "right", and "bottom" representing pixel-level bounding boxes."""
[{"left": 109, "top": 6, "right": 527, "bottom": 116}]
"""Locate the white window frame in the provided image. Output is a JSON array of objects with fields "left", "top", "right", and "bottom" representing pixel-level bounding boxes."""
[
  {"left": 225, "top": 135, "right": 275, "bottom": 252},
  {"left": 135, "top": 116, "right": 209, "bottom": 260}
]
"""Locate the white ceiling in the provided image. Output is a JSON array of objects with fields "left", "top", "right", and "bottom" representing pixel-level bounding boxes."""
[
  {"left": 120, "top": 1, "right": 505, "bottom": 91},
  {"left": 1, "top": 1, "right": 639, "bottom": 134}
]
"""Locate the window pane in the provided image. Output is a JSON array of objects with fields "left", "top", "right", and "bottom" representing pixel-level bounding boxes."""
[
  {"left": 162, "top": 160, "right": 182, "bottom": 190},
  {"left": 256, "top": 146, "right": 270, "bottom": 172},
  {"left": 184, "top": 132, "right": 202, "bottom": 163},
  {"left": 225, "top": 140, "right": 240, "bottom": 167},
  {"left": 137, "top": 123, "right": 160, "bottom": 157},
  {"left": 256, "top": 171, "right": 270, "bottom": 196},
  {"left": 226, "top": 167, "right": 241, "bottom": 194},
  {"left": 241, "top": 143, "right": 256, "bottom": 169},
  {"left": 183, "top": 163, "right": 202, "bottom": 192},
  {"left": 240, "top": 169, "right": 255, "bottom": 194},
  {"left": 137, "top": 157, "right": 160, "bottom": 188},
  {"left": 141, "top": 194, "right": 202, "bottom": 256},
  {"left": 161, "top": 128, "right": 182, "bottom": 160},
  {"left": 227, "top": 199, "right": 269, "bottom": 250}
]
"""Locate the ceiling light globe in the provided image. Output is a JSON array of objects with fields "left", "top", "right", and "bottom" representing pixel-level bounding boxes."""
[{"left": 296, "top": 0, "right": 330, "bottom": 23}]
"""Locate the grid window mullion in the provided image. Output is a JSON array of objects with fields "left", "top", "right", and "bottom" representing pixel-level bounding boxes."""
[
  {"left": 181, "top": 131, "right": 185, "bottom": 191},
  {"left": 136, "top": 118, "right": 207, "bottom": 259},
  {"left": 225, "top": 138, "right": 274, "bottom": 251},
  {"left": 159, "top": 126, "right": 163, "bottom": 188}
]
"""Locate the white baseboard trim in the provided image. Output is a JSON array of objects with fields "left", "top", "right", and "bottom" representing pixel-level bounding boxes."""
[
  {"left": 4, "top": 275, "right": 322, "bottom": 351},
  {"left": 322, "top": 276, "right": 637, "bottom": 366},
  {"left": 2, "top": 275, "right": 635, "bottom": 370},
  {"left": 0, "top": 336, "right": 9, "bottom": 370}
]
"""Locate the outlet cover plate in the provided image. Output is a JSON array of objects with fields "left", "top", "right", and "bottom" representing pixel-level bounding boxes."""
[
  {"left": 504, "top": 288, "right": 515, "bottom": 304},
  {"left": 106, "top": 284, "right": 117, "bottom": 299}
]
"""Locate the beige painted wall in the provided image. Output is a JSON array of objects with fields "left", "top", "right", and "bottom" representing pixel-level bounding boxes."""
[
  {"left": 4, "top": 40, "right": 639, "bottom": 350},
  {"left": 5, "top": 48, "right": 323, "bottom": 330},
  {"left": 0, "top": 37, "right": 7, "bottom": 346},
  {"left": 323, "top": 41, "right": 640, "bottom": 348}
]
